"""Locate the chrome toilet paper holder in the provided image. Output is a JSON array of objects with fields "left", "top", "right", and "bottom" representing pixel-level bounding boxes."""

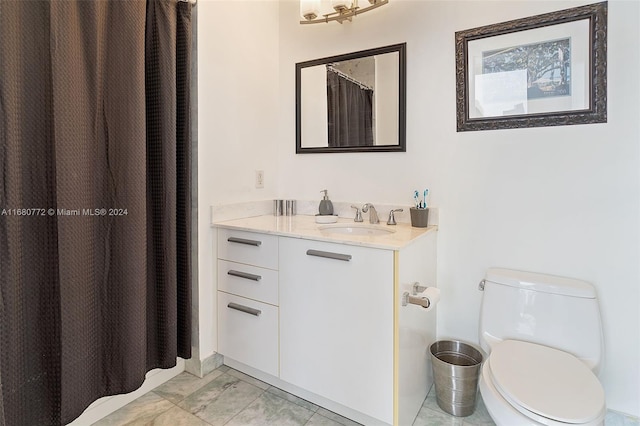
[{"left": 402, "top": 282, "right": 433, "bottom": 309}]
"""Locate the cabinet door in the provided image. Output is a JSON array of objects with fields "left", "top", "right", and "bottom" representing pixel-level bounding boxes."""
[
  {"left": 279, "top": 238, "right": 394, "bottom": 424},
  {"left": 218, "top": 292, "right": 279, "bottom": 377}
]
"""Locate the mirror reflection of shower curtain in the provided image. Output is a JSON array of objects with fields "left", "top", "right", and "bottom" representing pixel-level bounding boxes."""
[
  {"left": 327, "top": 71, "right": 374, "bottom": 147},
  {"left": 0, "top": 1, "right": 192, "bottom": 425}
]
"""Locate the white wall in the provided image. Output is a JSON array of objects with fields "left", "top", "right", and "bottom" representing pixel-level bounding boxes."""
[
  {"left": 197, "top": 0, "right": 640, "bottom": 416},
  {"left": 375, "top": 52, "right": 399, "bottom": 146},
  {"left": 197, "top": 0, "right": 280, "bottom": 360},
  {"left": 277, "top": 0, "right": 640, "bottom": 417},
  {"left": 301, "top": 66, "right": 329, "bottom": 147}
]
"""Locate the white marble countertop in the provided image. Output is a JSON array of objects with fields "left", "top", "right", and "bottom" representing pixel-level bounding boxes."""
[{"left": 213, "top": 214, "right": 437, "bottom": 250}]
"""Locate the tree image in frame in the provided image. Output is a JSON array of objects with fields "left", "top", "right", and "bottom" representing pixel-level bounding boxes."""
[{"left": 482, "top": 38, "right": 571, "bottom": 99}]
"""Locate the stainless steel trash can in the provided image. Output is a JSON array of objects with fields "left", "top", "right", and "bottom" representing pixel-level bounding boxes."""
[{"left": 430, "top": 340, "right": 483, "bottom": 417}]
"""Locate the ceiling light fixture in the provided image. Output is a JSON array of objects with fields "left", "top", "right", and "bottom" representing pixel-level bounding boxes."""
[{"left": 300, "top": 0, "right": 389, "bottom": 25}]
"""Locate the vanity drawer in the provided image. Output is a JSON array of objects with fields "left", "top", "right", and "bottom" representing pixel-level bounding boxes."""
[
  {"left": 218, "top": 291, "right": 279, "bottom": 377},
  {"left": 218, "top": 260, "right": 278, "bottom": 306},
  {"left": 217, "top": 229, "right": 278, "bottom": 270}
]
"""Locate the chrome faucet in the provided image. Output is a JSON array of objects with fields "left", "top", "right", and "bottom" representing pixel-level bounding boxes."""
[{"left": 362, "top": 203, "right": 379, "bottom": 224}]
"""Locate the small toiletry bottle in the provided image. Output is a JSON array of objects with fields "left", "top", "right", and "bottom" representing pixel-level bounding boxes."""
[{"left": 319, "top": 190, "right": 334, "bottom": 215}]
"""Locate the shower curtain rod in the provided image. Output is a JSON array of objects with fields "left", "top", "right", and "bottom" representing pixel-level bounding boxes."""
[{"left": 327, "top": 65, "right": 373, "bottom": 91}]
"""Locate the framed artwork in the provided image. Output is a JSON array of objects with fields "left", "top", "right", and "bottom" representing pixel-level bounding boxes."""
[{"left": 455, "top": 2, "right": 607, "bottom": 131}]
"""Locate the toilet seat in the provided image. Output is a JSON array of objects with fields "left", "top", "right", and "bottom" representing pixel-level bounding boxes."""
[{"left": 488, "top": 340, "right": 605, "bottom": 425}]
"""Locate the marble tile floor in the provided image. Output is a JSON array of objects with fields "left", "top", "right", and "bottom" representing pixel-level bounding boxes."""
[
  {"left": 92, "top": 365, "right": 360, "bottom": 426},
  {"left": 91, "top": 364, "right": 637, "bottom": 426}
]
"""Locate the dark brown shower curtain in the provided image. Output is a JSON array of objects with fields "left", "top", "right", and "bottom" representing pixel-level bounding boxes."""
[
  {"left": 327, "top": 70, "right": 374, "bottom": 147},
  {"left": 0, "top": 1, "right": 192, "bottom": 425}
]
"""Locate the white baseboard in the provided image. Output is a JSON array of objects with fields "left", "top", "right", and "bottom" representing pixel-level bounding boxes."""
[{"left": 66, "top": 358, "right": 185, "bottom": 426}]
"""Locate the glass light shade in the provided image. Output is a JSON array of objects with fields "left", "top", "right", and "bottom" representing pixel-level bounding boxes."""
[{"left": 300, "top": 0, "right": 321, "bottom": 20}]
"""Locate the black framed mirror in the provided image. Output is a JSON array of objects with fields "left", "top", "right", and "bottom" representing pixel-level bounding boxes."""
[{"left": 296, "top": 43, "right": 406, "bottom": 154}]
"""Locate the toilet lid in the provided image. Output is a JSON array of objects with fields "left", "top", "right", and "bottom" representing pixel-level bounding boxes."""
[{"left": 489, "top": 340, "right": 605, "bottom": 424}]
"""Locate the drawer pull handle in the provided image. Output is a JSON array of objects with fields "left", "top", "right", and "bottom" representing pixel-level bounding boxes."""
[
  {"left": 306, "top": 249, "right": 352, "bottom": 262},
  {"left": 227, "top": 237, "right": 262, "bottom": 246},
  {"left": 227, "top": 270, "right": 262, "bottom": 281},
  {"left": 227, "top": 302, "right": 261, "bottom": 316}
]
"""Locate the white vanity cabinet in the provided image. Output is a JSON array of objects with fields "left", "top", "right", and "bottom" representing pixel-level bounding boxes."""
[
  {"left": 279, "top": 238, "right": 395, "bottom": 424},
  {"left": 216, "top": 229, "right": 279, "bottom": 377},
  {"left": 214, "top": 216, "right": 437, "bottom": 426}
]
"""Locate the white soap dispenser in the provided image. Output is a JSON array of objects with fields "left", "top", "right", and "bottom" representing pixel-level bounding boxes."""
[{"left": 319, "top": 189, "right": 334, "bottom": 215}]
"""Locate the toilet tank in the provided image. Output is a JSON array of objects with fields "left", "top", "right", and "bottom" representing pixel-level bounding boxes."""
[{"left": 479, "top": 268, "right": 604, "bottom": 373}]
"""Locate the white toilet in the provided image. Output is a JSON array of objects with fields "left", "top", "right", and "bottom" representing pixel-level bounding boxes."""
[{"left": 478, "top": 268, "right": 606, "bottom": 426}]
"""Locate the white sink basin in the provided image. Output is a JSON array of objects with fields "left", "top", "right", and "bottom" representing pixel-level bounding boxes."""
[{"left": 319, "top": 224, "right": 396, "bottom": 236}]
